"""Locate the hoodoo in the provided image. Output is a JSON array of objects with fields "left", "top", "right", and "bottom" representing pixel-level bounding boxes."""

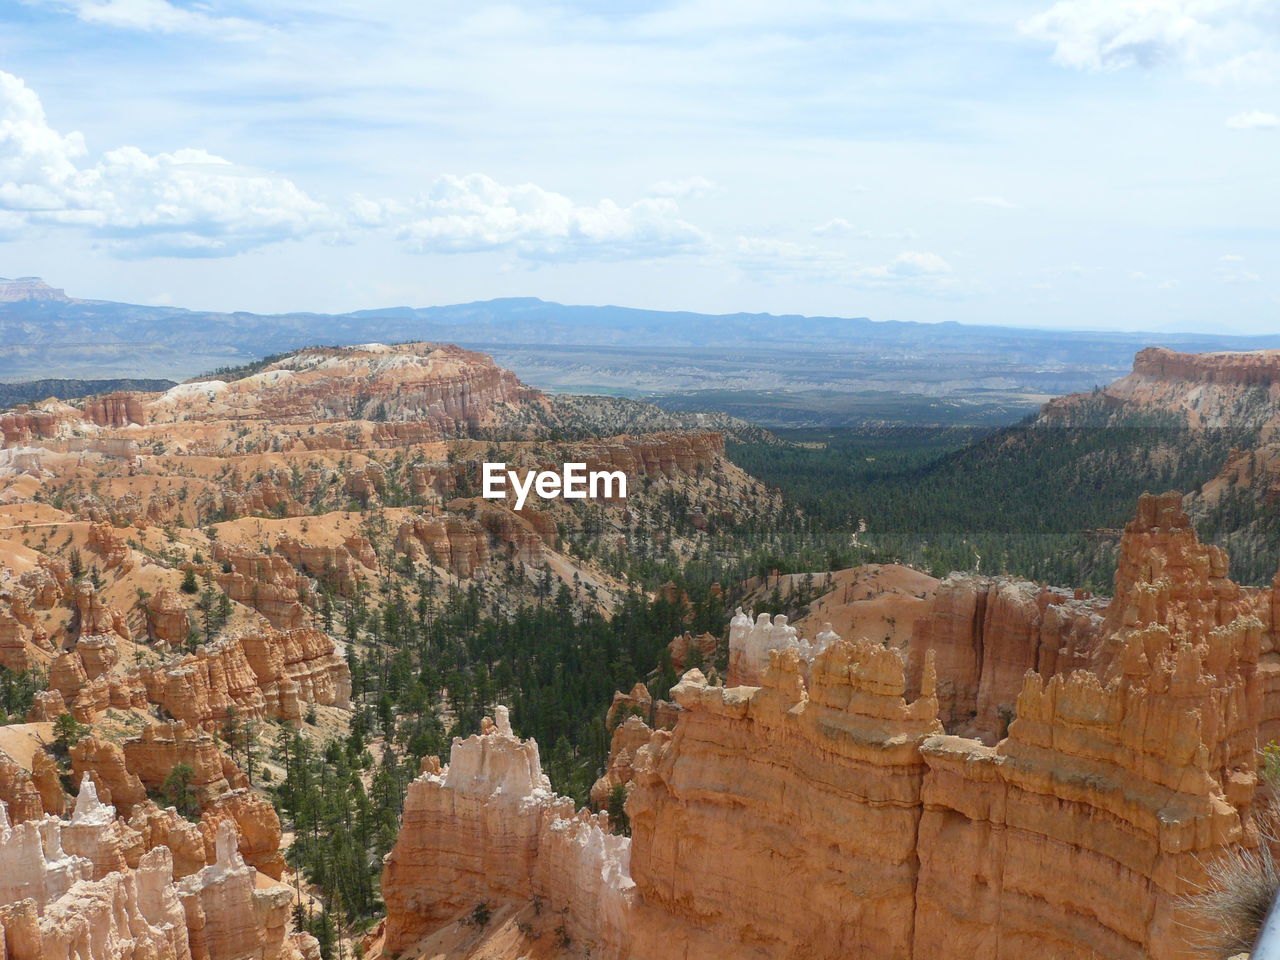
[{"left": 379, "top": 493, "right": 1264, "bottom": 960}]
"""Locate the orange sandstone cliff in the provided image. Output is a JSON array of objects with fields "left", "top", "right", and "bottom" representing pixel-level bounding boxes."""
[
  {"left": 0, "top": 774, "right": 314, "bottom": 960},
  {"left": 380, "top": 493, "right": 1263, "bottom": 960}
]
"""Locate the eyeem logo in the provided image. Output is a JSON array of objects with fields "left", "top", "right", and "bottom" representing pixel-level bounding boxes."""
[{"left": 482, "top": 462, "right": 627, "bottom": 510}]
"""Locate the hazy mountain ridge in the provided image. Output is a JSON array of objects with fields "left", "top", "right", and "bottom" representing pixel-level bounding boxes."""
[{"left": 5, "top": 280, "right": 1280, "bottom": 400}]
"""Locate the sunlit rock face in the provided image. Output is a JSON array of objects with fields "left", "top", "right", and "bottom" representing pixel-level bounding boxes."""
[
  {"left": 177, "top": 820, "right": 301, "bottom": 960},
  {"left": 727, "top": 608, "right": 841, "bottom": 686},
  {"left": 914, "top": 498, "right": 1261, "bottom": 959},
  {"left": 131, "top": 626, "right": 350, "bottom": 730},
  {"left": 380, "top": 495, "right": 1264, "bottom": 960},
  {"left": 382, "top": 706, "right": 634, "bottom": 958},
  {"left": 0, "top": 775, "right": 314, "bottom": 960},
  {"left": 906, "top": 574, "right": 1107, "bottom": 741}
]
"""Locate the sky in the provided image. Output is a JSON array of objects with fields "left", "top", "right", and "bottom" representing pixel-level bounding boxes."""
[{"left": 1, "top": 0, "right": 1279, "bottom": 333}]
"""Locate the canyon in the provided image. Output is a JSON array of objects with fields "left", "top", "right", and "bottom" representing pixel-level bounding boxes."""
[
  {"left": 4, "top": 340, "right": 1280, "bottom": 960},
  {"left": 0, "top": 338, "right": 780, "bottom": 960},
  {"left": 377, "top": 490, "right": 1269, "bottom": 960}
]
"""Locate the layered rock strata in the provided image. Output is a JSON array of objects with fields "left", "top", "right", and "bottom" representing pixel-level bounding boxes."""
[
  {"left": 137, "top": 627, "right": 350, "bottom": 729},
  {"left": 0, "top": 776, "right": 313, "bottom": 960},
  {"left": 44, "top": 625, "right": 349, "bottom": 728},
  {"left": 122, "top": 721, "right": 249, "bottom": 805},
  {"left": 382, "top": 707, "right": 633, "bottom": 957},
  {"left": 382, "top": 494, "right": 1264, "bottom": 960}
]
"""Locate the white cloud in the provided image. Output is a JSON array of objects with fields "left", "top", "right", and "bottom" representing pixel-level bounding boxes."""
[
  {"left": 1021, "top": 0, "right": 1279, "bottom": 79},
  {"left": 969, "top": 195, "right": 1017, "bottom": 209},
  {"left": 732, "top": 237, "right": 954, "bottom": 292},
  {"left": 1127, "top": 270, "right": 1178, "bottom": 288},
  {"left": 813, "top": 217, "right": 855, "bottom": 236},
  {"left": 41, "top": 0, "right": 262, "bottom": 38},
  {"left": 1226, "top": 109, "right": 1279, "bottom": 128},
  {"left": 1221, "top": 269, "right": 1261, "bottom": 283},
  {"left": 877, "top": 250, "right": 953, "bottom": 277},
  {"left": 1216, "top": 254, "right": 1261, "bottom": 283},
  {"left": 647, "top": 176, "right": 718, "bottom": 199},
  {"left": 812, "top": 219, "right": 918, "bottom": 240},
  {"left": 0, "top": 70, "right": 331, "bottom": 256},
  {"left": 733, "top": 236, "right": 849, "bottom": 274},
  {"left": 387, "top": 173, "right": 708, "bottom": 262},
  {"left": 0, "top": 71, "right": 712, "bottom": 262},
  {"left": 0, "top": 71, "right": 89, "bottom": 212}
]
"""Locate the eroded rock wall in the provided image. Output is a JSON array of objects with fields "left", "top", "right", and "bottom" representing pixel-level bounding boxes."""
[
  {"left": 382, "top": 707, "right": 634, "bottom": 958},
  {"left": 136, "top": 626, "right": 349, "bottom": 729},
  {"left": 0, "top": 777, "right": 312, "bottom": 960},
  {"left": 381, "top": 494, "right": 1263, "bottom": 960}
]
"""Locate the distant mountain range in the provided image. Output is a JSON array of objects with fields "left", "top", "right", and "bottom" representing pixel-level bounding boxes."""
[{"left": 4, "top": 276, "right": 1280, "bottom": 406}]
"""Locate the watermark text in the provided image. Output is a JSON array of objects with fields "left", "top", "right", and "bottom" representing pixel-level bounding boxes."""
[{"left": 482, "top": 462, "right": 627, "bottom": 510}]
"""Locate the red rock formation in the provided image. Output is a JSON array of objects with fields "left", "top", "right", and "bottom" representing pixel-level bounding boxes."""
[
  {"left": 147, "top": 588, "right": 192, "bottom": 646},
  {"left": 240, "top": 626, "right": 351, "bottom": 716},
  {"left": 123, "top": 721, "right": 248, "bottom": 806},
  {"left": 0, "top": 751, "right": 47, "bottom": 823},
  {"left": 58, "top": 671, "right": 149, "bottom": 724},
  {"left": 0, "top": 771, "right": 314, "bottom": 960},
  {"left": 0, "top": 597, "right": 36, "bottom": 671},
  {"left": 274, "top": 535, "right": 376, "bottom": 598},
  {"left": 32, "top": 750, "right": 66, "bottom": 817},
  {"left": 343, "top": 464, "right": 385, "bottom": 503},
  {"left": 74, "top": 582, "right": 131, "bottom": 642},
  {"left": 379, "top": 495, "right": 1267, "bottom": 960},
  {"left": 460, "top": 498, "right": 555, "bottom": 562},
  {"left": 1132, "top": 345, "right": 1280, "bottom": 386},
  {"left": 70, "top": 736, "right": 149, "bottom": 818},
  {"left": 915, "top": 499, "right": 1261, "bottom": 959},
  {"left": 382, "top": 707, "right": 632, "bottom": 957},
  {"left": 211, "top": 545, "right": 313, "bottom": 629},
  {"left": 1043, "top": 347, "right": 1280, "bottom": 432},
  {"left": 35, "top": 845, "right": 188, "bottom": 960},
  {"left": 589, "top": 714, "right": 657, "bottom": 809},
  {"left": 129, "top": 800, "right": 211, "bottom": 878},
  {"left": 0, "top": 409, "right": 61, "bottom": 445},
  {"left": 177, "top": 820, "right": 306, "bottom": 960},
  {"left": 69, "top": 489, "right": 185, "bottom": 528},
  {"left": 161, "top": 343, "right": 542, "bottom": 439},
  {"left": 199, "top": 789, "right": 285, "bottom": 880},
  {"left": 668, "top": 630, "right": 718, "bottom": 672},
  {"left": 395, "top": 515, "right": 489, "bottom": 576},
  {"left": 562, "top": 431, "right": 725, "bottom": 482},
  {"left": 77, "top": 633, "right": 121, "bottom": 679},
  {"left": 82, "top": 393, "right": 144, "bottom": 428},
  {"left": 408, "top": 462, "right": 462, "bottom": 499},
  {"left": 204, "top": 474, "right": 305, "bottom": 522},
  {"left": 138, "top": 626, "right": 349, "bottom": 730},
  {"left": 628, "top": 649, "right": 943, "bottom": 960},
  {"left": 604, "top": 682, "right": 678, "bottom": 731},
  {"left": 28, "top": 690, "right": 69, "bottom": 721},
  {"left": 61, "top": 775, "right": 143, "bottom": 880},
  {"left": 87, "top": 523, "right": 132, "bottom": 571},
  {"left": 906, "top": 574, "right": 1106, "bottom": 741}
]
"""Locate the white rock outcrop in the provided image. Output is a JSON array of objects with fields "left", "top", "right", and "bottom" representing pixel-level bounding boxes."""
[
  {"left": 383, "top": 705, "right": 635, "bottom": 957},
  {"left": 0, "top": 775, "right": 312, "bottom": 960}
]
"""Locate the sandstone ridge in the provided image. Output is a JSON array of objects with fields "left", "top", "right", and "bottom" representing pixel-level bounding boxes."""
[{"left": 380, "top": 494, "right": 1265, "bottom": 960}]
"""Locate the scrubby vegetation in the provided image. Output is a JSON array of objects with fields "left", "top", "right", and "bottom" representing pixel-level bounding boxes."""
[{"left": 0, "top": 377, "right": 176, "bottom": 408}]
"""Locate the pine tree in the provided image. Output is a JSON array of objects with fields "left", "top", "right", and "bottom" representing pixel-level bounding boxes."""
[
  {"left": 607, "top": 783, "right": 630, "bottom": 836},
  {"left": 163, "top": 763, "right": 199, "bottom": 818}
]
